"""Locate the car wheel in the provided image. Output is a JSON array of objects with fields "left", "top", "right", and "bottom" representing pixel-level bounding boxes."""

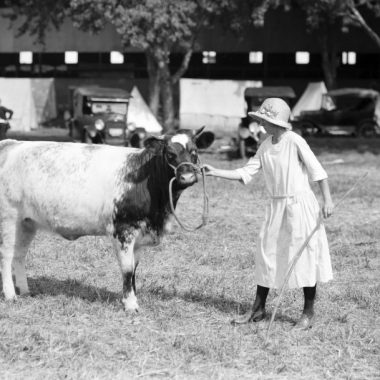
[{"left": 357, "top": 122, "right": 378, "bottom": 138}]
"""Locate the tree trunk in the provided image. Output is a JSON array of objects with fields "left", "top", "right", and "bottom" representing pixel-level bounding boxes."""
[
  {"left": 318, "top": 26, "right": 338, "bottom": 90},
  {"left": 160, "top": 62, "right": 175, "bottom": 131},
  {"left": 146, "top": 51, "right": 160, "bottom": 117},
  {"left": 147, "top": 45, "right": 194, "bottom": 131}
]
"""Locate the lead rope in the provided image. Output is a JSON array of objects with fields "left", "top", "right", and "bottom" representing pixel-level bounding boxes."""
[
  {"left": 264, "top": 171, "right": 370, "bottom": 345},
  {"left": 168, "top": 159, "right": 209, "bottom": 232}
]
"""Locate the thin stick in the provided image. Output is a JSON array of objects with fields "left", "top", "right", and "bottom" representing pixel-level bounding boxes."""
[{"left": 264, "top": 171, "right": 369, "bottom": 345}]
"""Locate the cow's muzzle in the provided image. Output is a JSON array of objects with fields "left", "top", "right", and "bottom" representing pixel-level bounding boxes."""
[
  {"left": 174, "top": 162, "right": 199, "bottom": 187},
  {"left": 167, "top": 160, "right": 200, "bottom": 187},
  {"left": 178, "top": 171, "right": 197, "bottom": 186}
]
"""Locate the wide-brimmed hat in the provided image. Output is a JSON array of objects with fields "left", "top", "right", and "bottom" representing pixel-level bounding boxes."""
[{"left": 248, "top": 98, "right": 292, "bottom": 129}]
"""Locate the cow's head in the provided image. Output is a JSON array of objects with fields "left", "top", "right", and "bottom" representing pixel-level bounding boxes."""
[{"left": 144, "top": 126, "right": 214, "bottom": 188}]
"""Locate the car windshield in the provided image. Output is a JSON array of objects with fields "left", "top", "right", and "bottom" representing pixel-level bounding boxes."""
[{"left": 90, "top": 102, "right": 127, "bottom": 115}]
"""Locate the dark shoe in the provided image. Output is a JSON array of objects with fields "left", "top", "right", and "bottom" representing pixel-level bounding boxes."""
[
  {"left": 294, "top": 313, "right": 314, "bottom": 330},
  {"left": 231, "top": 309, "right": 266, "bottom": 325}
]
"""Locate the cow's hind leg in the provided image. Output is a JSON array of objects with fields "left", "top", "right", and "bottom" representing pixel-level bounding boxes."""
[
  {"left": 13, "top": 219, "right": 36, "bottom": 296},
  {"left": 113, "top": 230, "right": 140, "bottom": 313}
]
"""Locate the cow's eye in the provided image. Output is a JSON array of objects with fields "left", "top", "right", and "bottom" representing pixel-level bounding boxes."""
[{"left": 166, "top": 152, "right": 176, "bottom": 161}]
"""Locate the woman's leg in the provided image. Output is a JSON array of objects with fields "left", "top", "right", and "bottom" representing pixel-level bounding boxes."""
[
  {"left": 295, "top": 284, "right": 316, "bottom": 329},
  {"left": 231, "top": 285, "right": 269, "bottom": 324},
  {"left": 252, "top": 285, "right": 269, "bottom": 312},
  {"left": 303, "top": 285, "right": 316, "bottom": 316}
]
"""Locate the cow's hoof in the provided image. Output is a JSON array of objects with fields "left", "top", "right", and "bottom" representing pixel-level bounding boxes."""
[
  {"left": 122, "top": 296, "right": 139, "bottom": 313},
  {"left": 4, "top": 294, "right": 18, "bottom": 302}
]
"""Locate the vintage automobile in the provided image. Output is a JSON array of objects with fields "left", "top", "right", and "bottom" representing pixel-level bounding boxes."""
[
  {"left": 236, "top": 86, "right": 296, "bottom": 158},
  {"left": 68, "top": 86, "right": 148, "bottom": 146},
  {"left": 292, "top": 88, "right": 380, "bottom": 138}
]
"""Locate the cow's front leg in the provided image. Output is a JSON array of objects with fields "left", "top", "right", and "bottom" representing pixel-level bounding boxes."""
[
  {"left": 0, "top": 218, "right": 18, "bottom": 300},
  {"left": 113, "top": 229, "right": 140, "bottom": 313}
]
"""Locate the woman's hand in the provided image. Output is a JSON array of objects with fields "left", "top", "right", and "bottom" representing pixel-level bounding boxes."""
[
  {"left": 201, "top": 165, "right": 242, "bottom": 181},
  {"left": 318, "top": 179, "right": 333, "bottom": 218},
  {"left": 322, "top": 200, "right": 334, "bottom": 218},
  {"left": 202, "top": 164, "right": 217, "bottom": 176}
]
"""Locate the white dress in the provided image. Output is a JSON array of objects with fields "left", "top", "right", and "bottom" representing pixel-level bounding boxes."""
[{"left": 236, "top": 131, "right": 333, "bottom": 289}]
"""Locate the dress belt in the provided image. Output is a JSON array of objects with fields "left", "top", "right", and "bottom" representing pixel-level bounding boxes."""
[
  {"left": 270, "top": 190, "right": 311, "bottom": 200},
  {"left": 271, "top": 195, "right": 295, "bottom": 199}
]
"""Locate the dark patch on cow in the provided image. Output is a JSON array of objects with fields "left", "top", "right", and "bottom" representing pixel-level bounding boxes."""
[
  {"left": 112, "top": 128, "right": 213, "bottom": 244},
  {"left": 113, "top": 147, "right": 182, "bottom": 243},
  {"left": 123, "top": 271, "right": 133, "bottom": 298}
]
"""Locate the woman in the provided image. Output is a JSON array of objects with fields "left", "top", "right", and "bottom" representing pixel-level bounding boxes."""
[{"left": 203, "top": 98, "right": 334, "bottom": 329}]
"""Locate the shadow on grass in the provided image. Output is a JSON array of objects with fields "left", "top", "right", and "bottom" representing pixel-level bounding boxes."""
[
  {"left": 4, "top": 276, "right": 300, "bottom": 322},
  {"left": 3, "top": 275, "right": 277, "bottom": 317},
  {"left": 25, "top": 276, "right": 245, "bottom": 314},
  {"left": 27, "top": 276, "right": 120, "bottom": 304},
  {"left": 145, "top": 286, "right": 250, "bottom": 315}
]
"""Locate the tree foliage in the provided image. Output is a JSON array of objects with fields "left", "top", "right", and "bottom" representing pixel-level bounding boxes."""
[
  {"left": 4, "top": 0, "right": 70, "bottom": 45},
  {"left": 4, "top": 0, "right": 236, "bottom": 130},
  {"left": 250, "top": 0, "right": 380, "bottom": 88}
]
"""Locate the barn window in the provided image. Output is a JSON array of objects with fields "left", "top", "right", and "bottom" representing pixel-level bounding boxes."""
[
  {"left": 19, "top": 51, "right": 33, "bottom": 64},
  {"left": 249, "top": 51, "right": 263, "bottom": 64},
  {"left": 295, "top": 51, "right": 310, "bottom": 64},
  {"left": 202, "top": 51, "right": 216, "bottom": 64},
  {"left": 342, "top": 51, "right": 356, "bottom": 65},
  {"left": 110, "top": 51, "right": 124, "bottom": 64},
  {"left": 65, "top": 51, "right": 78, "bottom": 64}
]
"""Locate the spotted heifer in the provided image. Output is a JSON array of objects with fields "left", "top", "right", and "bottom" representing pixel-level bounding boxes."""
[{"left": 0, "top": 128, "right": 213, "bottom": 312}]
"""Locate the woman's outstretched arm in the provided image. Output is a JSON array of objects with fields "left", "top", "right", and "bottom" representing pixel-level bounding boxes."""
[{"left": 202, "top": 165, "right": 242, "bottom": 181}]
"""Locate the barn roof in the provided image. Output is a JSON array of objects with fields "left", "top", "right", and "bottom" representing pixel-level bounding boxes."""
[
  {"left": 73, "top": 86, "right": 130, "bottom": 101},
  {"left": 244, "top": 86, "right": 296, "bottom": 99}
]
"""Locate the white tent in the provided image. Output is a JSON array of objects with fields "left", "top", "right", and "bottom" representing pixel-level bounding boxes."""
[
  {"left": 31, "top": 79, "right": 57, "bottom": 125},
  {"left": 179, "top": 78, "right": 262, "bottom": 134},
  {"left": 292, "top": 82, "right": 328, "bottom": 119},
  {"left": 128, "top": 86, "right": 162, "bottom": 134},
  {"left": 0, "top": 78, "right": 38, "bottom": 131}
]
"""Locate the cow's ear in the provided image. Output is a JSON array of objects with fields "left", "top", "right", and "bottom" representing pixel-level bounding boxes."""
[
  {"left": 194, "top": 127, "right": 215, "bottom": 149},
  {"left": 194, "top": 126, "right": 206, "bottom": 137},
  {"left": 144, "top": 136, "right": 166, "bottom": 154}
]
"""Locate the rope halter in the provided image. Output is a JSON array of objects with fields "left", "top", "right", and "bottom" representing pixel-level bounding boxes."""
[{"left": 167, "top": 157, "right": 209, "bottom": 232}]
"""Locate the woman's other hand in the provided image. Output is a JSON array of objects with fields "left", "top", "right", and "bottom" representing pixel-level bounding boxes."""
[{"left": 322, "top": 200, "right": 334, "bottom": 218}]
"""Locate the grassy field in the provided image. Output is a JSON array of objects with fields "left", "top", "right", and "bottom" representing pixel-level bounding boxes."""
[{"left": 0, "top": 139, "right": 379, "bottom": 379}]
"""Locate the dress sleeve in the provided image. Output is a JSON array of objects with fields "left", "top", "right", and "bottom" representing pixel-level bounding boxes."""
[
  {"left": 236, "top": 147, "right": 263, "bottom": 185},
  {"left": 296, "top": 136, "right": 327, "bottom": 181}
]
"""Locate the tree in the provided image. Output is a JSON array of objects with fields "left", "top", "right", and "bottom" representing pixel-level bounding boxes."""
[
  {"left": 343, "top": 0, "right": 380, "bottom": 49},
  {"left": 4, "top": 0, "right": 71, "bottom": 46},
  {"left": 4, "top": 0, "right": 236, "bottom": 130},
  {"left": 251, "top": 0, "right": 380, "bottom": 89}
]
